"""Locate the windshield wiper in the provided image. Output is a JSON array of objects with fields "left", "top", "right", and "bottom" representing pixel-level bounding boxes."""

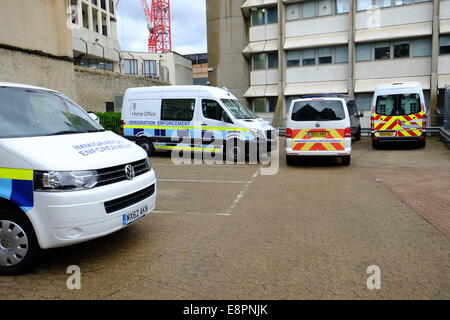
[
  {"left": 46, "top": 130, "right": 88, "bottom": 136},
  {"left": 47, "top": 129, "right": 105, "bottom": 136}
]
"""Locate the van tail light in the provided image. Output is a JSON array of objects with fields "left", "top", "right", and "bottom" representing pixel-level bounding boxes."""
[
  {"left": 422, "top": 117, "right": 427, "bottom": 131},
  {"left": 120, "top": 120, "right": 125, "bottom": 136},
  {"left": 286, "top": 128, "right": 292, "bottom": 138},
  {"left": 371, "top": 116, "right": 375, "bottom": 131},
  {"left": 344, "top": 127, "right": 352, "bottom": 138}
]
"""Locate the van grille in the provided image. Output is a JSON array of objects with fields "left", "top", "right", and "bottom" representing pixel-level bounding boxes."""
[
  {"left": 96, "top": 159, "right": 150, "bottom": 187},
  {"left": 266, "top": 130, "right": 275, "bottom": 140},
  {"left": 104, "top": 184, "right": 155, "bottom": 214}
]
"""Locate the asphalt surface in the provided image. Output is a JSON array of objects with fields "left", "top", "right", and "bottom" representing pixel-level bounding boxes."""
[{"left": 1, "top": 137, "right": 449, "bottom": 299}]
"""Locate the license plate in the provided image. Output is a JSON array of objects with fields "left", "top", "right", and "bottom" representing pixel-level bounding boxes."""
[
  {"left": 309, "top": 131, "right": 328, "bottom": 137},
  {"left": 378, "top": 132, "right": 394, "bottom": 136},
  {"left": 122, "top": 205, "right": 148, "bottom": 226}
]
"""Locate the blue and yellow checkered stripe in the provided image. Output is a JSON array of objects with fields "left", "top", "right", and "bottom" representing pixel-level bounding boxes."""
[
  {"left": 0, "top": 168, "right": 33, "bottom": 212},
  {"left": 124, "top": 125, "right": 254, "bottom": 141}
]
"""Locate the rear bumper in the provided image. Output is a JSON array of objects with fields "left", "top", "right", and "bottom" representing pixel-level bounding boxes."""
[
  {"left": 372, "top": 133, "right": 426, "bottom": 143},
  {"left": 285, "top": 138, "right": 351, "bottom": 156}
]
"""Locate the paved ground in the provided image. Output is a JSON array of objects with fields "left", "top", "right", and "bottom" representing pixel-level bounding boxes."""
[{"left": 1, "top": 137, "right": 449, "bottom": 299}]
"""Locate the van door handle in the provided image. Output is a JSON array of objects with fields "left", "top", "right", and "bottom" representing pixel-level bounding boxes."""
[{"left": 201, "top": 123, "right": 208, "bottom": 126}]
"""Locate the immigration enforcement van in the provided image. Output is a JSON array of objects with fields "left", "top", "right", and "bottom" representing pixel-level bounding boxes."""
[
  {"left": 121, "top": 86, "right": 277, "bottom": 161},
  {"left": 371, "top": 82, "right": 427, "bottom": 148},
  {"left": 285, "top": 96, "right": 353, "bottom": 166},
  {"left": 0, "top": 83, "right": 157, "bottom": 274}
]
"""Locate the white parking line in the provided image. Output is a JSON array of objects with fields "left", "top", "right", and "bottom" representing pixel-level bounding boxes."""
[
  {"left": 153, "top": 210, "right": 230, "bottom": 216},
  {"left": 224, "top": 169, "right": 260, "bottom": 216},
  {"left": 158, "top": 179, "right": 247, "bottom": 184}
]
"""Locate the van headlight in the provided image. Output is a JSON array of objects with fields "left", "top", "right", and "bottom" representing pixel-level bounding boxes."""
[
  {"left": 34, "top": 170, "right": 98, "bottom": 192},
  {"left": 249, "top": 129, "right": 265, "bottom": 139},
  {"left": 145, "top": 157, "right": 152, "bottom": 171}
]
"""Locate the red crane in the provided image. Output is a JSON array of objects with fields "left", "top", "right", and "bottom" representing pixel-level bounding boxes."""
[{"left": 141, "top": 0, "right": 172, "bottom": 53}]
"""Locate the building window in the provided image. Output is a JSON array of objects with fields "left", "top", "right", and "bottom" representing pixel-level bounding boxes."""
[
  {"left": 287, "top": 46, "right": 348, "bottom": 67},
  {"left": 267, "top": 7, "right": 278, "bottom": 24},
  {"left": 318, "top": 0, "right": 333, "bottom": 16},
  {"left": 287, "top": 51, "right": 300, "bottom": 67},
  {"left": 393, "top": 42, "right": 410, "bottom": 58},
  {"left": 335, "top": 46, "right": 349, "bottom": 63},
  {"left": 374, "top": 43, "right": 391, "bottom": 60},
  {"left": 302, "top": 49, "right": 316, "bottom": 65},
  {"left": 143, "top": 60, "right": 157, "bottom": 76},
  {"left": 413, "top": 38, "right": 432, "bottom": 56},
  {"left": 440, "top": 36, "right": 450, "bottom": 55},
  {"left": 286, "top": 0, "right": 349, "bottom": 21},
  {"left": 355, "top": 93, "right": 373, "bottom": 111},
  {"left": 318, "top": 47, "right": 332, "bottom": 64},
  {"left": 77, "top": 58, "right": 113, "bottom": 71},
  {"left": 251, "top": 7, "right": 277, "bottom": 26},
  {"left": 251, "top": 52, "right": 278, "bottom": 70},
  {"left": 161, "top": 99, "right": 195, "bottom": 121},
  {"left": 357, "top": 0, "right": 431, "bottom": 11},
  {"left": 124, "top": 59, "right": 138, "bottom": 74},
  {"left": 357, "top": 38, "right": 431, "bottom": 61},
  {"left": 336, "top": 0, "right": 350, "bottom": 13},
  {"left": 302, "top": 1, "right": 316, "bottom": 18},
  {"left": 268, "top": 52, "right": 279, "bottom": 68},
  {"left": 252, "top": 97, "right": 277, "bottom": 114},
  {"left": 252, "top": 53, "right": 266, "bottom": 70},
  {"left": 356, "top": 44, "right": 372, "bottom": 61}
]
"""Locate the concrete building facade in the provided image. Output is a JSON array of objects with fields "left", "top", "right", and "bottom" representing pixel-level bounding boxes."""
[
  {"left": 69, "top": 0, "right": 122, "bottom": 72},
  {"left": 120, "top": 51, "right": 193, "bottom": 85},
  {"left": 207, "top": 0, "right": 450, "bottom": 126}
]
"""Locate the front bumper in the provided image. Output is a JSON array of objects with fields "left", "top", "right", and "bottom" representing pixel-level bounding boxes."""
[{"left": 27, "top": 170, "right": 157, "bottom": 249}]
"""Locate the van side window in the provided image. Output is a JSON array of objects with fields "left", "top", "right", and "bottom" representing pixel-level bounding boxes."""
[
  {"left": 202, "top": 99, "right": 224, "bottom": 121},
  {"left": 347, "top": 100, "right": 356, "bottom": 115},
  {"left": 161, "top": 99, "right": 195, "bottom": 121}
]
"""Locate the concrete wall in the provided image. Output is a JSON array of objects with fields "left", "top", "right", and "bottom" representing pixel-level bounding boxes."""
[
  {"left": 285, "top": 14, "right": 348, "bottom": 38},
  {"left": 73, "top": 66, "right": 164, "bottom": 112},
  {"left": 0, "top": 47, "right": 77, "bottom": 100},
  {"left": 207, "top": 0, "right": 250, "bottom": 105},
  {"left": 0, "top": 0, "right": 77, "bottom": 99},
  {"left": 0, "top": 0, "right": 72, "bottom": 58}
]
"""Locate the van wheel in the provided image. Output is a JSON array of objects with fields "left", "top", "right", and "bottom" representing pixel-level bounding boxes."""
[
  {"left": 341, "top": 155, "right": 351, "bottom": 166},
  {"left": 417, "top": 138, "right": 426, "bottom": 148},
  {"left": 224, "top": 139, "right": 246, "bottom": 163},
  {"left": 137, "top": 138, "right": 155, "bottom": 156},
  {"left": 372, "top": 139, "right": 380, "bottom": 149},
  {"left": 286, "top": 155, "right": 296, "bottom": 166},
  {"left": 355, "top": 127, "right": 362, "bottom": 141},
  {"left": 0, "top": 208, "right": 40, "bottom": 275}
]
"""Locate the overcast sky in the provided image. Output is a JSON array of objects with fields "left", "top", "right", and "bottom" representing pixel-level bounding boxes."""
[{"left": 116, "top": 0, "right": 207, "bottom": 55}]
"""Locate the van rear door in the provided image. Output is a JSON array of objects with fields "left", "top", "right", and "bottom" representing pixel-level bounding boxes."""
[
  {"left": 290, "top": 99, "right": 348, "bottom": 152},
  {"left": 373, "top": 93, "right": 425, "bottom": 138}
]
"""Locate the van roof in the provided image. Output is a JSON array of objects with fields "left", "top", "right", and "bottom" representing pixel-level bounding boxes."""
[
  {"left": 0, "top": 82, "right": 56, "bottom": 92},
  {"left": 125, "top": 85, "right": 236, "bottom": 99},
  {"left": 375, "top": 82, "right": 423, "bottom": 91}
]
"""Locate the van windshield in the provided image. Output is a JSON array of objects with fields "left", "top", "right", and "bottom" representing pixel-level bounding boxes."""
[
  {"left": 0, "top": 87, "right": 104, "bottom": 139},
  {"left": 291, "top": 100, "right": 345, "bottom": 121},
  {"left": 221, "top": 99, "right": 257, "bottom": 120},
  {"left": 375, "top": 94, "right": 422, "bottom": 116}
]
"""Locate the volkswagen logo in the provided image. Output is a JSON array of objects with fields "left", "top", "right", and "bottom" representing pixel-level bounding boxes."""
[
  {"left": 125, "top": 164, "right": 135, "bottom": 180},
  {"left": 315, "top": 123, "right": 321, "bottom": 128}
]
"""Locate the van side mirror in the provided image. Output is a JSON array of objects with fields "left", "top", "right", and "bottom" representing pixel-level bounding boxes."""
[
  {"left": 88, "top": 111, "right": 99, "bottom": 123},
  {"left": 222, "top": 112, "right": 233, "bottom": 124}
]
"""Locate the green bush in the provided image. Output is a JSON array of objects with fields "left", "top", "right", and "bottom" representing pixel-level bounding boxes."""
[{"left": 97, "top": 112, "right": 122, "bottom": 135}]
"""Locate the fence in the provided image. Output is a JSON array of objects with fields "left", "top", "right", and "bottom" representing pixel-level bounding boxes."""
[{"left": 98, "top": 114, "right": 121, "bottom": 135}]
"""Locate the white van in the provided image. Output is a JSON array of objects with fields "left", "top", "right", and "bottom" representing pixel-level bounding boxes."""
[
  {"left": 371, "top": 82, "right": 427, "bottom": 148},
  {"left": 121, "top": 86, "right": 276, "bottom": 161},
  {"left": 0, "top": 83, "right": 157, "bottom": 274},
  {"left": 285, "top": 96, "right": 352, "bottom": 166}
]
